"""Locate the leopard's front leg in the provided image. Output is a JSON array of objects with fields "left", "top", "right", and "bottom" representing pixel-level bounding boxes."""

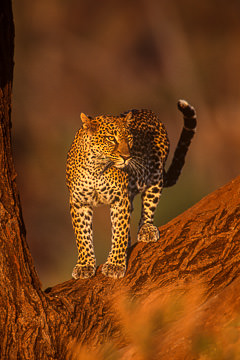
[
  {"left": 70, "top": 199, "right": 96, "bottom": 279},
  {"left": 137, "top": 180, "right": 163, "bottom": 243},
  {"left": 102, "top": 196, "right": 130, "bottom": 279}
]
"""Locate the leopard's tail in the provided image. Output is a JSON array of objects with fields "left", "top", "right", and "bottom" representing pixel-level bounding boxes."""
[{"left": 163, "top": 100, "right": 197, "bottom": 188}]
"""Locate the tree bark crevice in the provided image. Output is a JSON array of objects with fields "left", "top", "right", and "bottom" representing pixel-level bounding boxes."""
[{"left": 40, "top": 175, "right": 240, "bottom": 357}]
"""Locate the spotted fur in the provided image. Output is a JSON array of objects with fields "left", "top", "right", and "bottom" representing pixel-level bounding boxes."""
[{"left": 66, "top": 100, "right": 196, "bottom": 279}]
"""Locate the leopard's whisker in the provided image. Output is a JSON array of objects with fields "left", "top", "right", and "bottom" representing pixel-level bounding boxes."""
[
  {"left": 131, "top": 157, "right": 147, "bottom": 174},
  {"left": 128, "top": 161, "right": 138, "bottom": 175},
  {"left": 130, "top": 160, "right": 143, "bottom": 177},
  {"left": 100, "top": 160, "right": 114, "bottom": 174},
  {"left": 132, "top": 155, "right": 147, "bottom": 168}
]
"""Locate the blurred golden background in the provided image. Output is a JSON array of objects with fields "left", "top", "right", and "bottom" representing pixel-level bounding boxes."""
[{"left": 12, "top": 0, "right": 240, "bottom": 288}]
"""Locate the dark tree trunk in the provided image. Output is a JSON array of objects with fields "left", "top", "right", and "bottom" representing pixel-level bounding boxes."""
[
  {"left": 1, "top": 1, "right": 240, "bottom": 359},
  {"left": 0, "top": 1, "right": 50, "bottom": 358}
]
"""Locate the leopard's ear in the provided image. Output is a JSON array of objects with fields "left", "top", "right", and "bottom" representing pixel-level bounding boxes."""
[
  {"left": 80, "top": 113, "right": 91, "bottom": 130},
  {"left": 80, "top": 113, "right": 98, "bottom": 134},
  {"left": 125, "top": 111, "right": 132, "bottom": 125}
]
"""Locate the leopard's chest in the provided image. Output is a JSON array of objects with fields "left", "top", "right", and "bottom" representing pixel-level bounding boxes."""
[{"left": 72, "top": 166, "right": 127, "bottom": 206}]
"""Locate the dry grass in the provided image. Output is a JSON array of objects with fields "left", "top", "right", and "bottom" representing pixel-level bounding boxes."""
[{"left": 66, "top": 281, "right": 240, "bottom": 360}]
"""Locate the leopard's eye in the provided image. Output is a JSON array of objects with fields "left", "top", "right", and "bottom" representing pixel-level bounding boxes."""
[
  {"left": 106, "top": 136, "right": 116, "bottom": 143},
  {"left": 128, "top": 136, "right": 133, "bottom": 148}
]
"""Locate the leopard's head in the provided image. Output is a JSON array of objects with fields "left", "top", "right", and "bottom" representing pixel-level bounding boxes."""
[{"left": 81, "top": 112, "right": 133, "bottom": 169}]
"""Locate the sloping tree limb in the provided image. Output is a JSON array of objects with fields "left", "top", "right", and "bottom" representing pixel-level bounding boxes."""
[{"left": 46, "top": 175, "right": 240, "bottom": 356}]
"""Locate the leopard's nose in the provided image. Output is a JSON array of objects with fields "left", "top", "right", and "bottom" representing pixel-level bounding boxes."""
[{"left": 121, "top": 154, "right": 131, "bottom": 161}]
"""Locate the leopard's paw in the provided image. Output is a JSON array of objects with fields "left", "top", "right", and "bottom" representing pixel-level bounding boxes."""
[
  {"left": 137, "top": 223, "right": 159, "bottom": 243},
  {"left": 102, "top": 262, "right": 126, "bottom": 279},
  {"left": 72, "top": 264, "right": 96, "bottom": 279}
]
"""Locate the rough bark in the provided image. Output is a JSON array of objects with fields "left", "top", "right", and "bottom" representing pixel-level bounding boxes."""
[
  {"left": 1, "top": 1, "right": 240, "bottom": 359},
  {"left": 46, "top": 175, "right": 240, "bottom": 358}
]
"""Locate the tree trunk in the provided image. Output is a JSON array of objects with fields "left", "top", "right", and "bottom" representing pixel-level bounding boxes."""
[{"left": 1, "top": 1, "right": 240, "bottom": 359}]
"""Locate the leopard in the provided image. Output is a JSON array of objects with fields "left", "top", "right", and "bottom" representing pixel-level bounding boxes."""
[{"left": 66, "top": 100, "right": 197, "bottom": 279}]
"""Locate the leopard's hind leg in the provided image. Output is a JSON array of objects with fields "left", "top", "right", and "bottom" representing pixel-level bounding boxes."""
[{"left": 137, "top": 179, "right": 163, "bottom": 243}]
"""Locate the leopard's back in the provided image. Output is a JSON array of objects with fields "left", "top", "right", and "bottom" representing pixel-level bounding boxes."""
[{"left": 122, "top": 109, "right": 170, "bottom": 193}]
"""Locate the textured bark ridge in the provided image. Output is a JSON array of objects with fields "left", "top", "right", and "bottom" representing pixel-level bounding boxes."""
[
  {"left": 1, "top": 1, "right": 240, "bottom": 359},
  {"left": 46, "top": 175, "right": 240, "bottom": 358}
]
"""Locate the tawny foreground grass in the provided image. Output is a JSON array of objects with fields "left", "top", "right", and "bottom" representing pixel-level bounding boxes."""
[{"left": 67, "top": 282, "right": 240, "bottom": 360}]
